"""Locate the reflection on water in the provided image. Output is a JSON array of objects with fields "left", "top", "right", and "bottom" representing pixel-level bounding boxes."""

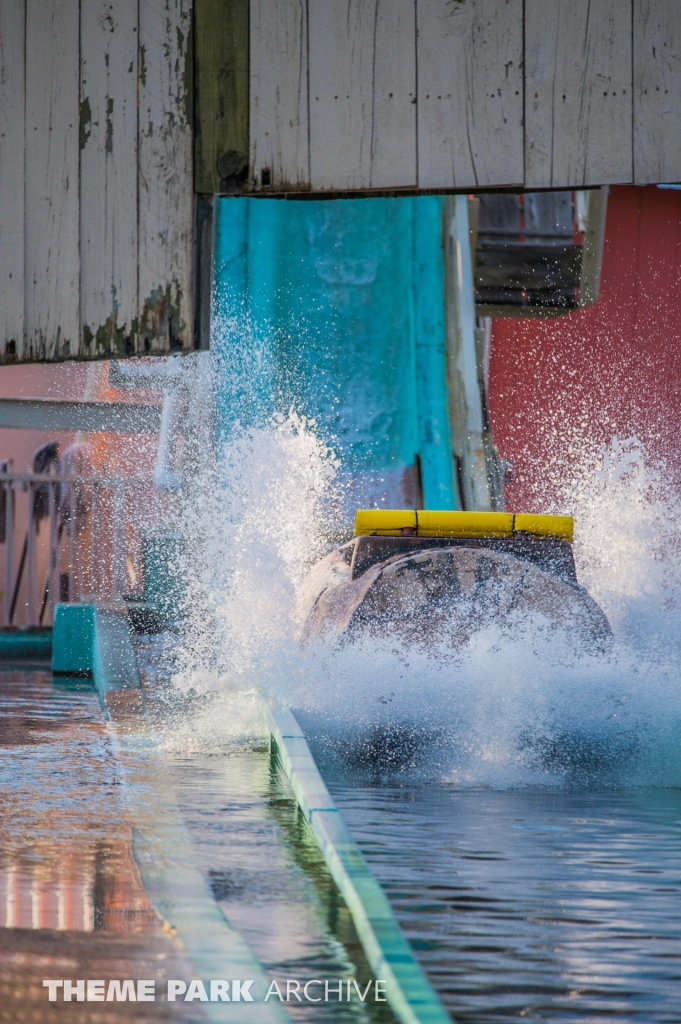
[
  {"left": 150, "top": 748, "right": 396, "bottom": 1023},
  {"left": 0, "top": 842, "right": 148, "bottom": 933},
  {"left": 330, "top": 782, "right": 681, "bottom": 1023},
  {"left": 136, "top": 635, "right": 397, "bottom": 1023},
  {"left": 0, "top": 670, "right": 158, "bottom": 933},
  {"left": 0, "top": 669, "right": 207, "bottom": 1023}
]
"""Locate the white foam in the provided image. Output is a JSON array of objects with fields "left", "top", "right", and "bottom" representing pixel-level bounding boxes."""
[{"left": 163, "top": 361, "right": 681, "bottom": 788}]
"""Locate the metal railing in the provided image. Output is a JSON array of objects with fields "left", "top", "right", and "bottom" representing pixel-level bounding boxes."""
[{"left": 1, "top": 472, "right": 158, "bottom": 628}]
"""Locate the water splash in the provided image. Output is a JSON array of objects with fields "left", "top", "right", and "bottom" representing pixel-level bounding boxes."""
[{"left": 163, "top": 364, "right": 681, "bottom": 789}]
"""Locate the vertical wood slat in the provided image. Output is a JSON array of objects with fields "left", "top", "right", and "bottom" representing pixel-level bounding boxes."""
[
  {"left": 634, "top": 0, "right": 681, "bottom": 185},
  {"left": 0, "top": 0, "right": 25, "bottom": 358},
  {"left": 525, "top": 0, "right": 633, "bottom": 189},
  {"left": 416, "top": 0, "right": 523, "bottom": 189},
  {"left": 80, "top": 0, "right": 139, "bottom": 358},
  {"left": 138, "top": 0, "right": 194, "bottom": 353},
  {"left": 308, "top": 0, "right": 417, "bottom": 191},
  {"left": 249, "top": 0, "right": 309, "bottom": 192},
  {"left": 25, "top": 0, "right": 80, "bottom": 360},
  {"left": 369, "top": 0, "right": 416, "bottom": 189},
  {"left": 194, "top": 0, "right": 249, "bottom": 194}
]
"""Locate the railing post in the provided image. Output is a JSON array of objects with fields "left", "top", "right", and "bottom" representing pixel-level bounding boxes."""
[
  {"left": 3, "top": 480, "right": 12, "bottom": 627},
  {"left": 26, "top": 482, "right": 36, "bottom": 626},
  {"left": 47, "top": 480, "right": 57, "bottom": 624},
  {"left": 112, "top": 478, "right": 125, "bottom": 600},
  {"left": 68, "top": 481, "right": 75, "bottom": 602}
]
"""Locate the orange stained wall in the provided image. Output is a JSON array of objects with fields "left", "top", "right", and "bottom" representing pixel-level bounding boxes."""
[
  {"left": 488, "top": 185, "right": 681, "bottom": 512},
  {"left": 0, "top": 362, "right": 160, "bottom": 477}
]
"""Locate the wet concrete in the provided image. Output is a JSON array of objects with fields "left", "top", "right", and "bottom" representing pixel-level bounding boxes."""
[{"left": 0, "top": 669, "right": 207, "bottom": 1023}]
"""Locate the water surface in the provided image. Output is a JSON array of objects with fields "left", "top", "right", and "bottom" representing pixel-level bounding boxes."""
[
  {"left": 329, "top": 782, "right": 681, "bottom": 1022},
  {"left": 0, "top": 668, "right": 206, "bottom": 1023}
]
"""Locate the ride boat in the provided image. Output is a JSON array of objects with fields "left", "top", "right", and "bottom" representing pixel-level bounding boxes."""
[{"left": 299, "top": 511, "right": 611, "bottom": 652}]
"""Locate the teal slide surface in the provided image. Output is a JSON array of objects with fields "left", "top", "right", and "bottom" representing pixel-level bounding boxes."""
[{"left": 213, "top": 196, "right": 457, "bottom": 510}]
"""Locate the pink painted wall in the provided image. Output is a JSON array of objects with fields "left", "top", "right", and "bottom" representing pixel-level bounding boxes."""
[{"left": 488, "top": 185, "right": 681, "bottom": 512}]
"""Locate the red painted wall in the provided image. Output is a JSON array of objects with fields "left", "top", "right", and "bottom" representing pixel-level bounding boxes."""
[{"left": 488, "top": 185, "right": 681, "bottom": 511}]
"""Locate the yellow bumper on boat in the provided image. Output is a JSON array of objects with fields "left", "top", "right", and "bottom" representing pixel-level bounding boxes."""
[{"left": 353, "top": 509, "right": 574, "bottom": 543}]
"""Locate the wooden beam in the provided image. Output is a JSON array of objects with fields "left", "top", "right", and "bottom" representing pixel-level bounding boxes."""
[
  {"left": 417, "top": 0, "right": 523, "bottom": 189},
  {"left": 634, "top": 0, "right": 681, "bottom": 184},
  {"left": 0, "top": 0, "right": 25, "bottom": 361},
  {"left": 194, "top": 0, "right": 249, "bottom": 194},
  {"left": 80, "top": 0, "right": 139, "bottom": 358},
  {"left": 525, "top": 0, "right": 633, "bottom": 188}
]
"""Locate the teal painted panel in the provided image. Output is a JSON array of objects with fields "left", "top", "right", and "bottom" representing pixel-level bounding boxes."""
[
  {"left": 213, "top": 196, "right": 456, "bottom": 511},
  {"left": 411, "top": 198, "right": 458, "bottom": 510},
  {"left": 52, "top": 604, "right": 94, "bottom": 675},
  {"left": 0, "top": 631, "right": 52, "bottom": 661}
]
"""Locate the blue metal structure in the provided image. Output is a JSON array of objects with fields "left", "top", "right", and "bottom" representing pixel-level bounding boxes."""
[{"left": 212, "top": 196, "right": 457, "bottom": 512}]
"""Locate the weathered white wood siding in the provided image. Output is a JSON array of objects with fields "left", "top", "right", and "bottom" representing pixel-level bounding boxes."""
[
  {"left": 0, "top": 0, "right": 193, "bottom": 363},
  {"left": 248, "top": 0, "right": 417, "bottom": 193},
  {"left": 250, "top": 0, "right": 309, "bottom": 191},
  {"left": 634, "top": 0, "right": 681, "bottom": 184},
  {"left": 246, "top": 0, "right": 681, "bottom": 195},
  {"left": 25, "top": 0, "right": 81, "bottom": 360},
  {"left": 308, "top": 0, "right": 417, "bottom": 191},
  {"left": 368, "top": 0, "right": 417, "bottom": 189},
  {"left": 138, "top": 0, "right": 193, "bottom": 354},
  {"left": 0, "top": 0, "right": 25, "bottom": 355},
  {"left": 80, "top": 0, "right": 139, "bottom": 355},
  {"left": 525, "top": 0, "right": 633, "bottom": 189},
  {"left": 2, "top": 0, "right": 681, "bottom": 361},
  {"left": 417, "top": 0, "right": 523, "bottom": 189}
]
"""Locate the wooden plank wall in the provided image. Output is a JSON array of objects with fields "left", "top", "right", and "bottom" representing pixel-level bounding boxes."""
[
  {"left": 80, "top": 0, "right": 138, "bottom": 356},
  {"left": 525, "top": 0, "right": 633, "bottom": 188},
  {"left": 2, "top": 0, "right": 680, "bottom": 361},
  {"left": 0, "top": 0, "right": 193, "bottom": 363},
  {"left": 194, "top": 0, "right": 248, "bottom": 194},
  {"left": 417, "top": 0, "right": 523, "bottom": 190},
  {"left": 0, "top": 0, "right": 26, "bottom": 357},
  {"left": 634, "top": 0, "right": 681, "bottom": 184},
  {"left": 239, "top": 0, "right": 681, "bottom": 195},
  {"left": 249, "top": 0, "right": 309, "bottom": 192},
  {"left": 138, "top": 0, "right": 194, "bottom": 353},
  {"left": 25, "top": 0, "right": 80, "bottom": 360}
]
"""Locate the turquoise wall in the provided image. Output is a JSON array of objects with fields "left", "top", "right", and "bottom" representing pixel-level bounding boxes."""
[{"left": 212, "top": 196, "right": 457, "bottom": 511}]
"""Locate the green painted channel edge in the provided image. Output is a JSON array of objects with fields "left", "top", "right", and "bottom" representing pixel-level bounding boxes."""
[
  {"left": 259, "top": 696, "right": 452, "bottom": 1024},
  {"left": 0, "top": 630, "right": 52, "bottom": 661},
  {"left": 52, "top": 602, "right": 143, "bottom": 711}
]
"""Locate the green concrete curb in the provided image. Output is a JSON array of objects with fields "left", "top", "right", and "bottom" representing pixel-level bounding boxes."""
[
  {"left": 0, "top": 629, "right": 52, "bottom": 661},
  {"left": 259, "top": 696, "right": 452, "bottom": 1024},
  {"left": 52, "top": 603, "right": 142, "bottom": 714}
]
